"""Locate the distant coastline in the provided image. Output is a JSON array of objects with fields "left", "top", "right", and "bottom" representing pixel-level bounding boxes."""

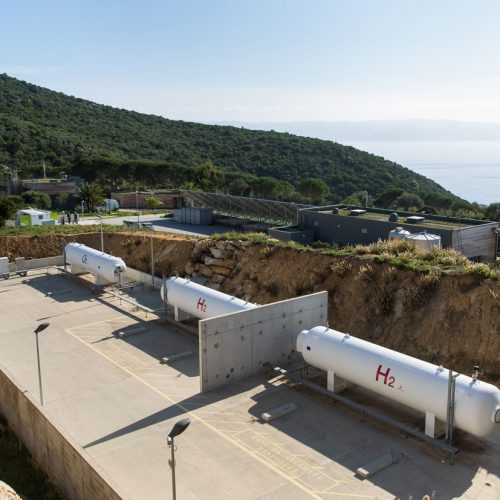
[{"left": 346, "top": 140, "right": 500, "bottom": 205}]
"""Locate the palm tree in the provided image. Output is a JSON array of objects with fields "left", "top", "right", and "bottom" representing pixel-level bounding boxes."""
[{"left": 78, "top": 182, "right": 104, "bottom": 212}]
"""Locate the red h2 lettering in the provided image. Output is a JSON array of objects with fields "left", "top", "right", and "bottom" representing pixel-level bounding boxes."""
[
  {"left": 376, "top": 364, "right": 395, "bottom": 388},
  {"left": 197, "top": 298, "right": 207, "bottom": 312}
]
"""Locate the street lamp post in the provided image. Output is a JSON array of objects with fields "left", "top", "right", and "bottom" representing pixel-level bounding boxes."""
[
  {"left": 34, "top": 322, "right": 50, "bottom": 405},
  {"left": 150, "top": 229, "right": 155, "bottom": 289},
  {"left": 136, "top": 190, "right": 140, "bottom": 222},
  {"left": 97, "top": 215, "right": 104, "bottom": 252},
  {"left": 81, "top": 200, "right": 84, "bottom": 216},
  {"left": 167, "top": 418, "right": 191, "bottom": 500}
]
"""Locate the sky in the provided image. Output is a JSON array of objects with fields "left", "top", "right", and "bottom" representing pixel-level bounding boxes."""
[{"left": 2, "top": 0, "right": 500, "bottom": 123}]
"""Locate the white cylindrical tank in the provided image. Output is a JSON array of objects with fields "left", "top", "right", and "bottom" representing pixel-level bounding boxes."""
[
  {"left": 64, "top": 243, "right": 126, "bottom": 285},
  {"left": 161, "top": 276, "right": 257, "bottom": 319},
  {"left": 388, "top": 227, "right": 411, "bottom": 241},
  {"left": 406, "top": 232, "right": 441, "bottom": 251},
  {"left": 297, "top": 326, "right": 500, "bottom": 437}
]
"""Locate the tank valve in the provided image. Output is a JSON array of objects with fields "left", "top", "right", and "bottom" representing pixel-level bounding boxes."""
[{"left": 472, "top": 365, "right": 480, "bottom": 381}]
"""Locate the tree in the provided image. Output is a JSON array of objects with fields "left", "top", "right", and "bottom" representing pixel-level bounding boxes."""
[
  {"left": 342, "top": 191, "right": 372, "bottom": 206},
  {"left": 78, "top": 182, "right": 104, "bottom": 212},
  {"left": 145, "top": 195, "right": 163, "bottom": 210},
  {"left": 249, "top": 176, "right": 282, "bottom": 199},
  {"left": 196, "top": 160, "right": 225, "bottom": 191},
  {"left": 374, "top": 187, "right": 404, "bottom": 208},
  {"left": 450, "top": 199, "right": 473, "bottom": 215},
  {"left": 393, "top": 192, "right": 424, "bottom": 211},
  {"left": 298, "top": 177, "right": 330, "bottom": 204},
  {"left": 227, "top": 178, "right": 250, "bottom": 196},
  {"left": 421, "top": 192, "right": 453, "bottom": 211},
  {"left": 21, "top": 191, "right": 51, "bottom": 210},
  {"left": 0, "top": 195, "right": 23, "bottom": 226},
  {"left": 484, "top": 202, "right": 500, "bottom": 222}
]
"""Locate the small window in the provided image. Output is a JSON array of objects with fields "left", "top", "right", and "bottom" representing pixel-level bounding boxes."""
[{"left": 39, "top": 215, "right": 43, "bottom": 220}]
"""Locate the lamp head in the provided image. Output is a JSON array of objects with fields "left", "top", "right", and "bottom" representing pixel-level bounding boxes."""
[
  {"left": 168, "top": 418, "right": 191, "bottom": 440},
  {"left": 34, "top": 322, "right": 50, "bottom": 334}
]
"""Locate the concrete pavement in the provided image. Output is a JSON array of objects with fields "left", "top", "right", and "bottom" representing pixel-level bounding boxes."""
[
  {"left": 79, "top": 214, "right": 232, "bottom": 237},
  {"left": 0, "top": 269, "right": 498, "bottom": 499}
]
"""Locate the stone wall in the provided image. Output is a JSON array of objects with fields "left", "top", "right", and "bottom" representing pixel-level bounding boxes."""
[{"left": 184, "top": 238, "right": 251, "bottom": 288}]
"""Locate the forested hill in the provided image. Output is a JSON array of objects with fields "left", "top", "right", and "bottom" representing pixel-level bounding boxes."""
[{"left": 0, "top": 74, "right": 451, "bottom": 200}]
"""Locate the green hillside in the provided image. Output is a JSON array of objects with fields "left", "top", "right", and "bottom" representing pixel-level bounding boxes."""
[{"left": 0, "top": 74, "right": 452, "bottom": 201}]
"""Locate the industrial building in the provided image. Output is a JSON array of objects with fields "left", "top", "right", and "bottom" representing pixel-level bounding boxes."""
[
  {"left": 0, "top": 171, "right": 84, "bottom": 196},
  {"left": 175, "top": 192, "right": 499, "bottom": 262},
  {"left": 111, "top": 190, "right": 179, "bottom": 209},
  {"left": 290, "top": 204, "right": 499, "bottom": 262}
]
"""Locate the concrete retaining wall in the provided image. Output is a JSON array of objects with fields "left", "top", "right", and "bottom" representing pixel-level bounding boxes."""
[
  {"left": 8, "top": 255, "right": 64, "bottom": 272},
  {"left": 199, "top": 291, "right": 328, "bottom": 392},
  {"left": 0, "top": 366, "right": 123, "bottom": 500},
  {"left": 125, "top": 266, "right": 163, "bottom": 288}
]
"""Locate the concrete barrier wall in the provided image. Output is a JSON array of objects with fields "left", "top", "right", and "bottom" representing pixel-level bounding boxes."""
[
  {"left": 7, "top": 255, "right": 65, "bottom": 272},
  {"left": 125, "top": 266, "right": 163, "bottom": 288},
  {"left": 199, "top": 291, "right": 328, "bottom": 392},
  {"left": 0, "top": 367, "right": 123, "bottom": 500}
]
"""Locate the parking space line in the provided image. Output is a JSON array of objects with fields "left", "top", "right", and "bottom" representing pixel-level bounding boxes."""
[{"left": 65, "top": 325, "right": 326, "bottom": 499}]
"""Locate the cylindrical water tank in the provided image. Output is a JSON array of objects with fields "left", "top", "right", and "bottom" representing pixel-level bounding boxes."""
[
  {"left": 297, "top": 326, "right": 500, "bottom": 437},
  {"left": 161, "top": 276, "right": 257, "bottom": 319},
  {"left": 406, "top": 232, "right": 441, "bottom": 251},
  {"left": 388, "top": 227, "right": 411, "bottom": 241},
  {"left": 64, "top": 243, "right": 126, "bottom": 285}
]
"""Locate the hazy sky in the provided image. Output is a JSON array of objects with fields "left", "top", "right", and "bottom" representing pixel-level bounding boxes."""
[{"left": 2, "top": 0, "right": 500, "bottom": 123}]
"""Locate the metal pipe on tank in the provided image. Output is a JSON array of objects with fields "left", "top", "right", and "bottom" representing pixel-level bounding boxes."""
[{"left": 297, "top": 326, "right": 500, "bottom": 438}]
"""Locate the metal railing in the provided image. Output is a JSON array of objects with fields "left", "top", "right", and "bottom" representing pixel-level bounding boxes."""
[{"left": 180, "top": 190, "right": 311, "bottom": 225}]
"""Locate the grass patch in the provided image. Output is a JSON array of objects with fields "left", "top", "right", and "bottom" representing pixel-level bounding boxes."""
[{"left": 210, "top": 232, "right": 500, "bottom": 280}]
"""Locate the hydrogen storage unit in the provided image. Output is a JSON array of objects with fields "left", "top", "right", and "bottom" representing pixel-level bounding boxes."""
[
  {"left": 64, "top": 243, "right": 126, "bottom": 286},
  {"left": 297, "top": 326, "right": 500, "bottom": 438},
  {"left": 161, "top": 276, "right": 257, "bottom": 320}
]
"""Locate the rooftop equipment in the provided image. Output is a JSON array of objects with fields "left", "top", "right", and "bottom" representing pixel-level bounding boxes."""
[
  {"left": 349, "top": 209, "right": 367, "bottom": 216},
  {"left": 388, "top": 227, "right": 411, "bottom": 241},
  {"left": 331, "top": 207, "right": 339, "bottom": 214},
  {"left": 64, "top": 243, "right": 126, "bottom": 286},
  {"left": 296, "top": 327, "right": 500, "bottom": 438},
  {"left": 161, "top": 276, "right": 257, "bottom": 321},
  {"left": 406, "top": 215, "right": 425, "bottom": 224},
  {"left": 388, "top": 212, "right": 399, "bottom": 222}
]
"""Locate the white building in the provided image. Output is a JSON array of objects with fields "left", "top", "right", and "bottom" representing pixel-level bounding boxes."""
[{"left": 15, "top": 208, "right": 56, "bottom": 226}]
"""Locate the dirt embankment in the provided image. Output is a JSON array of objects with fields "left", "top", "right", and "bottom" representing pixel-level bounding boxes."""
[
  {"left": 0, "top": 232, "right": 194, "bottom": 277},
  {"left": 1, "top": 232, "right": 499, "bottom": 383}
]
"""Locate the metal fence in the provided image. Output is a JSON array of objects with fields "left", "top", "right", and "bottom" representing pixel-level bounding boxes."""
[{"left": 180, "top": 190, "right": 311, "bottom": 225}]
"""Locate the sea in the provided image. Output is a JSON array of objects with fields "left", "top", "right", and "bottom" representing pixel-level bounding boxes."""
[{"left": 345, "top": 140, "right": 500, "bottom": 205}]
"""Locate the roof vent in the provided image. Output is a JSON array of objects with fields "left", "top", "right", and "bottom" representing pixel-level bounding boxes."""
[
  {"left": 350, "top": 209, "right": 367, "bottom": 216},
  {"left": 406, "top": 216, "right": 425, "bottom": 224}
]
